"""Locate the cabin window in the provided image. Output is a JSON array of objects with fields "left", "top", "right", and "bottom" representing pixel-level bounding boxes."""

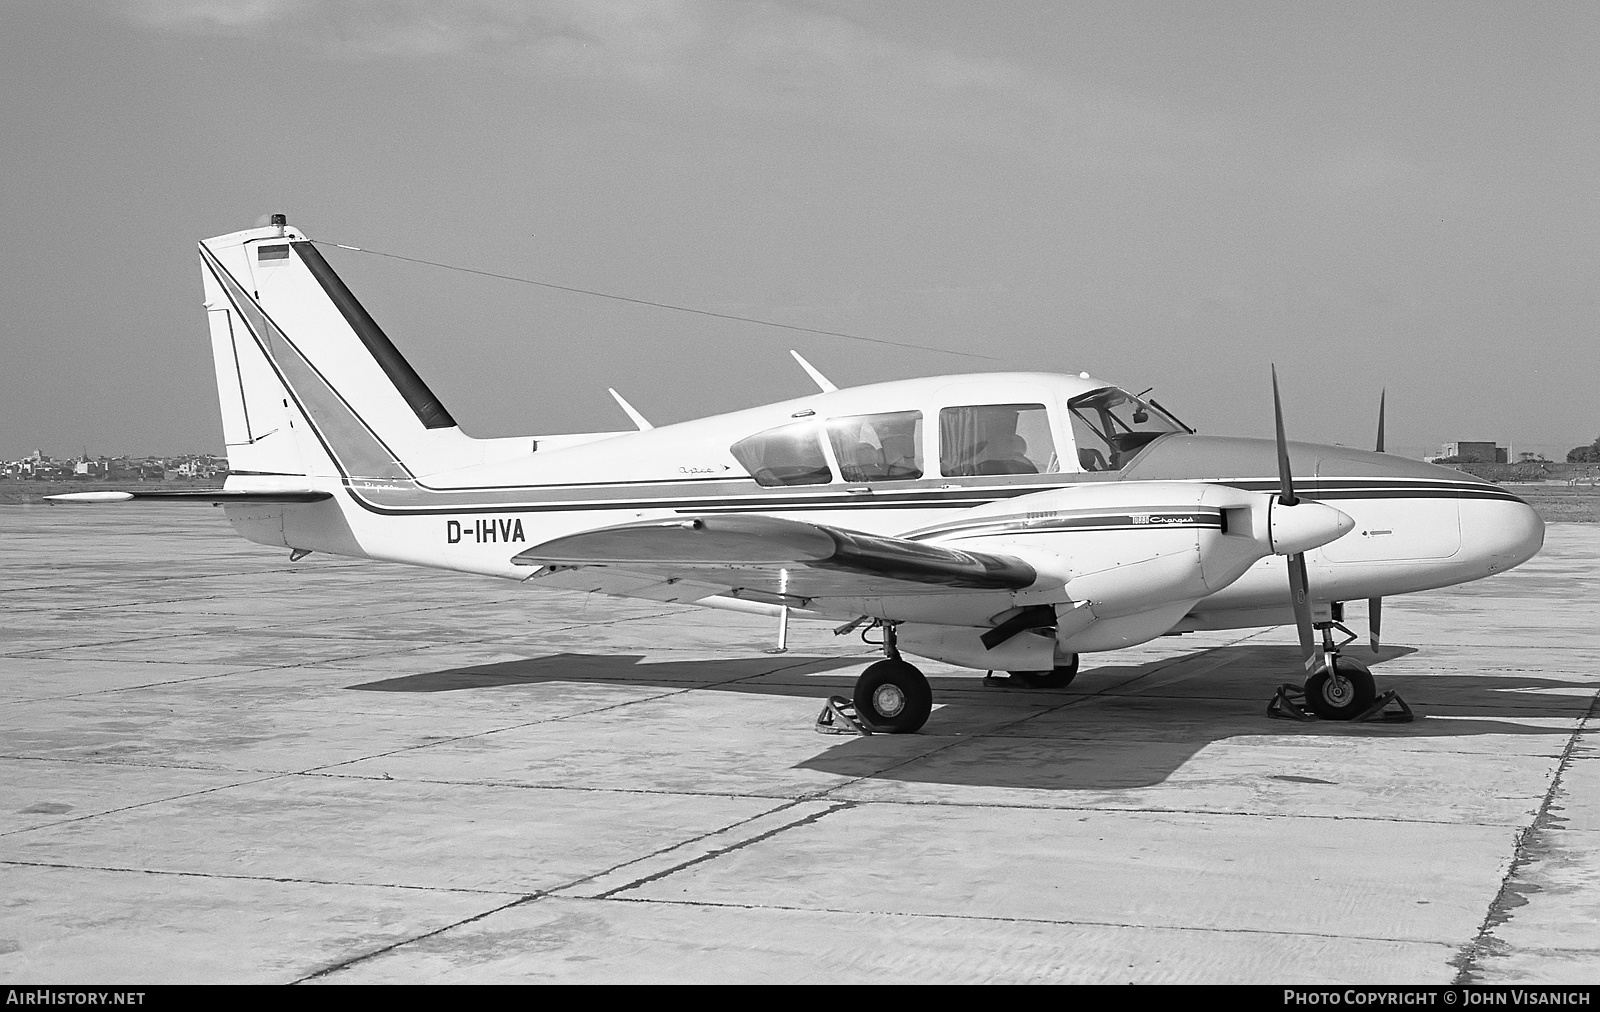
[
  {"left": 731, "top": 422, "right": 833, "bottom": 486},
  {"left": 827, "top": 411, "right": 923, "bottom": 482},
  {"left": 1066, "top": 387, "right": 1188, "bottom": 471},
  {"left": 938, "top": 403, "right": 1058, "bottom": 476}
]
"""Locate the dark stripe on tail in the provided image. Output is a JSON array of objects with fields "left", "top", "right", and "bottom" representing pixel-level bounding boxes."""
[{"left": 293, "top": 242, "right": 457, "bottom": 430}]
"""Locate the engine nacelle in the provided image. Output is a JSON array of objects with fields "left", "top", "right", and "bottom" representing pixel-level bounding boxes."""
[
  {"left": 935, "top": 481, "right": 1272, "bottom": 609},
  {"left": 908, "top": 480, "right": 1351, "bottom": 660}
]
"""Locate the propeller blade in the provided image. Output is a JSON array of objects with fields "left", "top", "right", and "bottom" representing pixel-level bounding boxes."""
[
  {"left": 1365, "top": 391, "right": 1386, "bottom": 653},
  {"left": 1376, "top": 389, "right": 1386, "bottom": 453},
  {"left": 1271, "top": 365, "right": 1298, "bottom": 506},
  {"left": 1273, "top": 367, "right": 1320, "bottom": 671},
  {"left": 1288, "top": 552, "right": 1323, "bottom": 672}
]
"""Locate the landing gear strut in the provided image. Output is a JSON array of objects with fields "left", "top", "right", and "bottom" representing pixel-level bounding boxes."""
[
  {"left": 815, "top": 622, "right": 933, "bottom": 735},
  {"left": 1268, "top": 606, "right": 1413, "bottom": 723}
]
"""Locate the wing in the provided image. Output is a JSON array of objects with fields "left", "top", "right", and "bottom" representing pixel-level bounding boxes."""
[
  {"left": 510, "top": 515, "right": 1035, "bottom": 607},
  {"left": 46, "top": 490, "right": 332, "bottom": 504}
]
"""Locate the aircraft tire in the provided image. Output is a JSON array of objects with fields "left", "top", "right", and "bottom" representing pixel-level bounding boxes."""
[
  {"left": 1009, "top": 653, "right": 1080, "bottom": 689},
  {"left": 853, "top": 659, "right": 932, "bottom": 734},
  {"left": 1305, "top": 658, "right": 1376, "bottom": 720}
]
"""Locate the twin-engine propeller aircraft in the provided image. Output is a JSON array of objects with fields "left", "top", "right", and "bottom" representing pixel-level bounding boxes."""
[{"left": 53, "top": 216, "right": 1545, "bottom": 733}]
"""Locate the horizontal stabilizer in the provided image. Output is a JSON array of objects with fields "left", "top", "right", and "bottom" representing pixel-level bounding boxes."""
[
  {"left": 512, "top": 514, "right": 1035, "bottom": 601},
  {"left": 46, "top": 489, "right": 332, "bottom": 505}
]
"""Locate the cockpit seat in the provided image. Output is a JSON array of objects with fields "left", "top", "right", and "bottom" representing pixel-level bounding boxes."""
[
  {"left": 841, "top": 443, "right": 888, "bottom": 482},
  {"left": 977, "top": 459, "right": 1037, "bottom": 475},
  {"left": 976, "top": 434, "right": 1037, "bottom": 475},
  {"left": 879, "top": 433, "right": 921, "bottom": 480}
]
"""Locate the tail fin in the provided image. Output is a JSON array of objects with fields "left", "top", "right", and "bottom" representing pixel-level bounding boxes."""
[{"left": 199, "top": 217, "right": 475, "bottom": 481}]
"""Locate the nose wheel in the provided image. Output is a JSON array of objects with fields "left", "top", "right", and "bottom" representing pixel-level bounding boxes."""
[{"left": 1305, "top": 657, "right": 1376, "bottom": 719}]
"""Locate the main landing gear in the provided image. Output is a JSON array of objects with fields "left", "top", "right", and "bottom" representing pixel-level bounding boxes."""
[
  {"left": 983, "top": 653, "right": 1080, "bottom": 690},
  {"left": 1267, "top": 605, "right": 1413, "bottom": 723},
  {"left": 815, "top": 623, "right": 933, "bottom": 736}
]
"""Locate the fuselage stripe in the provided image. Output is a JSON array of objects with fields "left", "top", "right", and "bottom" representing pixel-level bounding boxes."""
[{"left": 333, "top": 476, "right": 1525, "bottom": 517}]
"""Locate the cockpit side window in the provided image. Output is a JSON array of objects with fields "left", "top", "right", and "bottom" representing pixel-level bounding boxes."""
[
  {"left": 827, "top": 411, "right": 923, "bottom": 482},
  {"left": 939, "top": 404, "right": 1058, "bottom": 477},
  {"left": 730, "top": 422, "right": 832, "bottom": 486},
  {"left": 1067, "top": 387, "right": 1188, "bottom": 471}
]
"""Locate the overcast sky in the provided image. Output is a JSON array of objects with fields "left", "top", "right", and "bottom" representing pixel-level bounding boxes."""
[{"left": 3, "top": 1, "right": 1596, "bottom": 462}]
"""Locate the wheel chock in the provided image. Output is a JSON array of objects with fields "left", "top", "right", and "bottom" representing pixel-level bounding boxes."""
[
  {"left": 815, "top": 695, "right": 872, "bottom": 736},
  {"left": 1266, "top": 683, "right": 1315, "bottom": 721},
  {"left": 1267, "top": 684, "right": 1416, "bottom": 723},
  {"left": 1354, "top": 689, "right": 1414, "bottom": 723}
]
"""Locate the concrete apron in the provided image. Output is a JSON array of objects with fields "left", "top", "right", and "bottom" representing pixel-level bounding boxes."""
[{"left": 0, "top": 505, "right": 1596, "bottom": 983}]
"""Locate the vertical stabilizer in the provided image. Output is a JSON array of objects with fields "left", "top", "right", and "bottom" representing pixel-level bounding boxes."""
[{"left": 199, "top": 217, "right": 480, "bottom": 480}]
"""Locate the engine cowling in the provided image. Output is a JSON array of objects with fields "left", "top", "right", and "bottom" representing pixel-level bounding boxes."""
[{"left": 900, "top": 480, "right": 1351, "bottom": 662}]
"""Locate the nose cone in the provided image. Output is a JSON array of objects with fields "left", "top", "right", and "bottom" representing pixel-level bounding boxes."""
[
  {"left": 1270, "top": 499, "right": 1356, "bottom": 556},
  {"left": 1463, "top": 495, "right": 1545, "bottom": 574}
]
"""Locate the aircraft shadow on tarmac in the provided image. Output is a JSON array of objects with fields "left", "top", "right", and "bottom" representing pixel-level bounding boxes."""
[
  {"left": 346, "top": 653, "right": 861, "bottom": 694},
  {"left": 348, "top": 645, "right": 1591, "bottom": 790}
]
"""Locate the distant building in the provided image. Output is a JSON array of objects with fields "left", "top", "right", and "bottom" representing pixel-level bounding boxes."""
[
  {"left": 4, "top": 449, "right": 227, "bottom": 481},
  {"left": 171, "top": 454, "right": 229, "bottom": 479},
  {"left": 1429, "top": 441, "right": 1506, "bottom": 464}
]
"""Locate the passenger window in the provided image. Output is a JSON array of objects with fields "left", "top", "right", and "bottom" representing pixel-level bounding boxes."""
[
  {"left": 827, "top": 411, "right": 923, "bottom": 482},
  {"left": 731, "top": 422, "right": 832, "bottom": 486},
  {"left": 939, "top": 404, "right": 1058, "bottom": 476}
]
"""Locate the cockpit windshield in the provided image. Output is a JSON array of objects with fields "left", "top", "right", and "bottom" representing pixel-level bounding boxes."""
[{"left": 1066, "top": 387, "right": 1191, "bottom": 471}]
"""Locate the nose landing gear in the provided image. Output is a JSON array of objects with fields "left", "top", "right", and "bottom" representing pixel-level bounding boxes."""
[{"left": 1267, "top": 607, "right": 1413, "bottom": 723}]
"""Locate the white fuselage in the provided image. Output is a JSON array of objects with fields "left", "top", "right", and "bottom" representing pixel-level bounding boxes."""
[{"left": 193, "top": 222, "right": 1543, "bottom": 674}]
